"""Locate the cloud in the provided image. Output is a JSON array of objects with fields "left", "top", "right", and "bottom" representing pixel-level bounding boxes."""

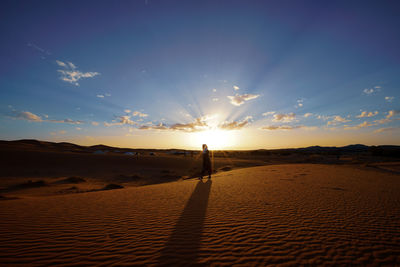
[
  {"left": 344, "top": 121, "right": 373, "bottom": 130},
  {"left": 132, "top": 111, "right": 148, "bottom": 117},
  {"left": 56, "top": 60, "right": 100, "bottom": 86},
  {"left": 272, "top": 113, "right": 296, "bottom": 122},
  {"left": 363, "top": 86, "right": 381, "bottom": 95},
  {"left": 363, "top": 88, "right": 374, "bottom": 95},
  {"left": 139, "top": 123, "right": 168, "bottom": 130},
  {"left": 233, "top": 85, "right": 240, "bottom": 90},
  {"left": 91, "top": 121, "right": 99, "bottom": 126},
  {"left": 104, "top": 115, "right": 137, "bottom": 127},
  {"left": 316, "top": 114, "right": 330, "bottom": 120},
  {"left": 219, "top": 116, "right": 252, "bottom": 130},
  {"left": 262, "top": 111, "right": 275, "bottom": 116},
  {"left": 15, "top": 111, "right": 42, "bottom": 122},
  {"left": 387, "top": 110, "right": 399, "bottom": 119},
  {"left": 169, "top": 118, "right": 208, "bottom": 132},
  {"left": 304, "top": 113, "right": 313, "bottom": 118},
  {"left": 97, "top": 93, "right": 111, "bottom": 98},
  {"left": 10, "top": 109, "right": 87, "bottom": 125},
  {"left": 56, "top": 60, "right": 67, "bottom": 68},
  {"left": 385, "top": 96, "right": 394, "bottom": 102},
  {"left": 212, "top": 98, "right": 219, "bottom": 102},
  {"left": 327, "top": 115, "right": 350, "bottom": 125},
  {"left": 261, "top": 125, "right": 311, "bottom": 130},
  {"left": 227, "top": 93, "right": 260, "bottom": 106},
  {"left": 124, "top": 109, "right": 131, "bottom": 113},
  {"left": 212, "top": 88, "right": 217, "bottom": 92},
  {"left": 356, "top": 111, "right": 378, "bottom": 118},
  {"left": 296, "top": 99, "right": 304, "bottom": 108},
  {"left": 139, "top": 116, "right": 210, "bottom": 132},
  {"left": 28, "top": 42, "right": 51, "bottom": 56},
  {"left": 374, "top": 127, "right": 399, "bottom": 133},
  {"left": 48, "top": 118, "right": 84, "bottom": 125},
  {"left": 375, "top": 110, "right": 399, "bottom": 124}
]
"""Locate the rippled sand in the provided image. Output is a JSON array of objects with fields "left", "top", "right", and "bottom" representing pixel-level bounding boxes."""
[{"left": 1, "top": 164, "right": 399, "bottom": 265}]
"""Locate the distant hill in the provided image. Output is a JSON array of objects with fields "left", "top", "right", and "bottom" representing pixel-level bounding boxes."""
[{"left": 0, "top": 139, "right": 399, "bottom": 157}]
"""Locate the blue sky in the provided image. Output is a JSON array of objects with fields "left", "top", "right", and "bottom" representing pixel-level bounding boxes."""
[{"left": 0, "top": 0, "right": 399, "bottom": 149}]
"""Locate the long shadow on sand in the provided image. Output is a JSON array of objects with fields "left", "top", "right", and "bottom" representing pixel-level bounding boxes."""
[{"left": 157, "top": 179, "right": 212, "bottom": 266}]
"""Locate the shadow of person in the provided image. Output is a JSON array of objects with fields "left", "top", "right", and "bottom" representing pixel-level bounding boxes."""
[{"left": 157, "top": 179, "right": 212, "bottom": 266}]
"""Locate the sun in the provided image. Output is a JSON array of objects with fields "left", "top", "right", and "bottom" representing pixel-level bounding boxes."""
[{"left": 190, "top": 128, "right": 237, "bottom": 150}]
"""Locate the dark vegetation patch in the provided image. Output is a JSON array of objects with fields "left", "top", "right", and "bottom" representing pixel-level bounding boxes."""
[
  {"left": 103, "top": 183, "right": 124, "bottom": 190},
  {"left": 56, "top": 176, "right": 86, "bottom": 184},
  {"left": 114, "top": 174, "right": 142, "bottom": 183},
  {"left": 220, "top": 166, "right": 232, "bottom": 172},
  {"left": 13, "top": 180, "right": 47, "bottom": 189}
]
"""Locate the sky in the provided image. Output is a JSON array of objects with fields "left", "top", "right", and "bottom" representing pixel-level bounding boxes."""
[{"left": 0, "top": 0, "right": 399, "bottom": 150}]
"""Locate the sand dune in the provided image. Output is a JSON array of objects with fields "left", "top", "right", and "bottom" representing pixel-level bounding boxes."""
[{"left": 1, "top": 164, "right": 399, "bottom": 265}]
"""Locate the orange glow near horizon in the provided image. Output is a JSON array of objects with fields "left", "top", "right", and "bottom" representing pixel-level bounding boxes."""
[{"left": 189, "top": 128, "right": 238, "bottom": 150}]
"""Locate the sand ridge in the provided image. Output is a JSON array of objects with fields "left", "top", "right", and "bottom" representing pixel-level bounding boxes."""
[{"left": 1, "top": 164, "right": 400, "bottom": 265}]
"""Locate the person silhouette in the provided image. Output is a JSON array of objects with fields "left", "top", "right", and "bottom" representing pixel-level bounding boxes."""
[{"left": 201, "top": 144, "right": 212, "bottom": 179}]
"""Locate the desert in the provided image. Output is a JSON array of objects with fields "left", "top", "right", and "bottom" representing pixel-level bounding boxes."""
[{"left": 1, "top": 140, "right": 400, "bottom": 265}]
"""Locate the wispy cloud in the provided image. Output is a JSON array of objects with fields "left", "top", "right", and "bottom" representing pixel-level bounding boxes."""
[
  {"left": 10, "top": 109, "right": 88, "bottom": 125},
  {"left": 212, "top": 98, "right": 219, "bottom": 102},
  {"left": 385, "top": 96, "right": 394, "bottom": 102},
  {"left": 97, "top": 93, "right": 111, "bottom": 98},
  {"left": 233, "top": 85, "right": 240, "bottom": 91},
  {"left": 227, "top": 93, "right": 260, "bottom": 106},
  {"left": 132, "top": 111, "right": 148, "bottom": 117},
  {"left": 344, "top": 121, "right": 373, "bottom": 130},
  {"left": 316, "top": 114, "right": 330, "bottom": 121},
  {"left": 374, "top": 127, "right": 399, "bottom": 133},
  {"left": 296, "top": 99, "right": 304, "bottom": 108},
  {"left": 219, "top": 116, "right": 252, "bottom": 130},
  {"left": 212, "top": 88, "right": 217, "bottom": 92},
  {"left": 356, "top": 111, "right": 378, "bottom": 118},
  {"left": 124, "top": 109, "right": 131, "bottom": 113},
  {"left": 139, "top": 117, "right": 208, "bottom": 132},
  {"left": 138, "top": 115, "right": 252, "bottom": 132},
  {"left": 262, "top": 111, "right": 275, "bottom": 116},
  {"left": 56, "top": 60, "right": 100, "bottom": 86},
  {"left": 139, "top": 123, "right": 168, "bottom": 130},
  {"left": 304, "top": 113, "right": 313, "bottom": 118},
  {"left": 104, "top": 115, "right": 137, "bottom": 127},
  {"left": 261, "top": 125, "right": 316, "bottom": 131},
  {"left": 272, "top": 113, "right": 296, "bottom": 122},
  {"left": 91, "top": 121, "right": 99, "bottom": 126},
  {"left": 363, "top": 86, "right": 380, "bottom": 95},
  {"left": 48, "top": 118, "right": 84, "bottom": 125},
  {"left": 387, "top": 110, "right": 399, "bottom": 119},
  {"left": 15, "top": 111, "right": 43, "bottom": 122},
  {"left": 327, "top": 115, "right": 350, "bottom": 125},
  {"left": 28, "top": 42, "right": 51, "bottom": 58},
  {"left": 56, "top": 60, "right": 67, "bottom": 68},
  {"left": 374, "top": 110, "right": 399, "bottom": 124}
]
